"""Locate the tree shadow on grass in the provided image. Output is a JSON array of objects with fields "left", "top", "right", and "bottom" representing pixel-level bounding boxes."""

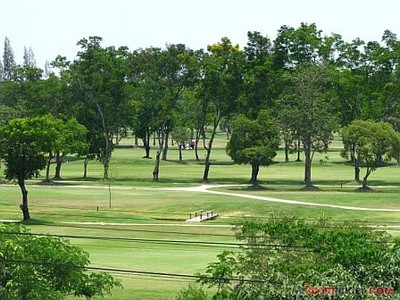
[{"left": 355, "top": 186, "right": 375, "bottom": 193}]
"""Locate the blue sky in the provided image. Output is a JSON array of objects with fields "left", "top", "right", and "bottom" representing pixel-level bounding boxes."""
[{"left": 1, "top": 0, "right": 399, "bottom": 68}]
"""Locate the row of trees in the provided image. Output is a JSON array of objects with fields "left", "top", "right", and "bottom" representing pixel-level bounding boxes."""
[{"left": 1, "top": 23, "right": 400, "bottom": 219}]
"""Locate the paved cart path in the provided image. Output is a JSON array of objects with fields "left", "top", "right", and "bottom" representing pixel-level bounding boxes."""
[
  {"left": 2, "top": 183, "right": 400, "bottom": 225},
  {"left": 161, "top": 184, "right": 400, "bottom": 212}
]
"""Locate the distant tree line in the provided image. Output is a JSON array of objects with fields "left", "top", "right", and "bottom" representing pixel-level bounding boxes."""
[{"left": 1, "top": 23, "right": 400, "bottom": 219}]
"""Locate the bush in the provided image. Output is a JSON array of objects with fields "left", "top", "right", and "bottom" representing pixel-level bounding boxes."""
[{"left": 0, "top": 223, "right": 121, "bottom": 299}]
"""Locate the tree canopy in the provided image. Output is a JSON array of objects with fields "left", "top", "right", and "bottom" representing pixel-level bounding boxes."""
[
  {"left": 0, "top": 223, "right": 121, "bottom": 299},
  {"left": 0, "top": 115, "right": 87, "bottom": 220},
  {"left": 191, "top": 218, "right": 400, "bottom": 299},
  {"left": 226, "top": 110, "right": 280, "bottom": 185},
  {"left": 1, "top": 24, "right": 400, "bottom": 184},
  {"left": 341, "top": 119, "right": 400, "bottom": 189}
]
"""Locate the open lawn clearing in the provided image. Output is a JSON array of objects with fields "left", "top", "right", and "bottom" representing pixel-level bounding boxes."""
[
  {"left": 3, "top": 184, "right": 400, "bottom": 225},
  {"left": 26, "top": 146, "right": 400, "bottom": 189}
]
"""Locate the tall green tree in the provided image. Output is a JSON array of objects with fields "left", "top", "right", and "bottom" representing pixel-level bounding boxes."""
[
  {"left": 41, "top": 117, "right": 88, "bottom": 181},
  {"left": 341, "top": 119, "right": 400, "bottom": 189},
  {"left": 199, "top": 37, "right": 243, "bottom": 181},
  {"left": 279, "top": 64, "right": 338, "bottom": 189},
  {"left": 226, "top": 110, "right": 280, "bottom": 185},
  {"left": 23, "top": 46, "right": 36, "bottom": 67},
  {"left": 273, "top": 23, "right": 341, "bottom": 162},
  {"left": 129, "top": 44, "right": 197, "bottom": 180},
  {"left": 2, "top": 37, "right": 16, "bottom": 81},
  {"left": 333, "top": 32, "right": 400, "bottom": 127},
  {"left": 272, "top": 23, "right": 337, "bottom": 69},
  {"left": 0, "top": 56, "right": 3, "bottom": 81},
  {"left": 240, "top": 31, "right": 276, "bottom": 117},
  {"left": 0, "top": 115, "right": 60, "bottom": 220},
  {"left": 128, "top": 48, "right": 159, "bottom": 159},
  {"left": 71, "top": 36, "right": 134, "bottom": 179}
]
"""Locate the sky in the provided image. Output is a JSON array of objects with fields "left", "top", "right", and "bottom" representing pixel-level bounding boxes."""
[{"left": 1, "top": 0, "right": 399, "bottom": 68}]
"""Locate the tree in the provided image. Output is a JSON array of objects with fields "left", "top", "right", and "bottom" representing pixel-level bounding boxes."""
[
  {"left": 175, "top": 284, "right": 208, "bottom": 300},
  {"left": 0, "top": 115, "right": 59, "bottom": 220},
  {"left": 129, "top": 44, "right": 197, "bottom": 180},
  {"left": 71, "top": 36, "right": 134, "bottom": 179},
  {"left": 194, "top": 218, "right": 399, "bottom": 299},
  {"left": 273, "top": 23, "right": 341, "bottom": 163},
  {"left": 199, "top": 37, "right": 243, "bottom": 181},
  {"left": 0, "top": 56, "right": 3, "bottom": 81},
  {"left": 171, "top": 125, "right": 191, "bottom": 162},
  {"left": 341, "top": 119, "right": 400, "bottom": 190},
  {"left": 240, "top": 31, "right": 276, "bottom": 117},
  {"left": 41, "top": 117, "right": 88, "bottom": 181},
  {"left": 23, "top": 46, "right": 36, "bottom": 67},
  {"left": 0, "top": 223, "right": 121, "bottom": 299},
  {"left": 279, "top": 64, "right": 338, "bottom": 189},
  {"left": 128, "top": 48, "right": 159, "bottom": 159},
  {"left": 3, "top": 37, "right": 16, "bottom": 81},
  {"left": 44, "top": 60, "right": 52, "bottom": 78},
  {"left": 272, "top": 23, "right": 337, "bottom": 70},
  {"left": 226, "top": 110, "right": 280, "bottom": 186}
]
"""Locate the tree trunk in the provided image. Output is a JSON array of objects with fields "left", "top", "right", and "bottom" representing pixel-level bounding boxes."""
[
  {"left": 296, "top": 138, "right": 302, "bottom": 162},
  {"left": 134, "top": 135, "right": 139, "bottom": 147},
  {"left": 95, "top": 103, "right": 112, "bottom": 179},
  {"left": 45, "top": 159, "right": 51, "bottom": 182},
  {"left": 144, "top": 144, "right": 150, "bottom": 158},
  {"left": 142, "top": 137, "right": 151, "bottom": 158},
  {"left": 362, "top": 167, "right": 372, "bottom": 189},
  {"left": 161, "top": 127, "right": 170, "bottom": 161},
  {"left": 115, "top": 130, "right": 119, "bottom": 145},
  {"left": 362, "top": 176, "right": 368, "bottom": 189},
  {"left": 153, "top": 149, "right": 161, "bottom": 181},
  {"left": 203, "top": 116, "right": 220, "bottom": 181},
  {"left": 178, "top": 145, "right": 182, "bottom": 162},
  {"left": 153, "top": 128, "right": 164, "bottom": 181},
  {"left": 354, "top": 158, "right": 360, "bottom": 182},
  {"left": 251, "top": 163, "right": 260, "bottom": 185},
  {"left": 194, "top": 130, "right": 200, "bottom": 161},
  {"left": 284, "top": 142, "right": 290, "bottom": 163},
  {"left": 102, "top": 134, "right": 112, "bottom": 179},
  {"left": 83, "top": 157, "right": 89, "bottom": 179},
  {"left": 303, "top": 140, "right": 313, "bottom": 188},
  {"left": 18, "top": 177, "right": 30, "bottom": 221},
  {"left": 54, "top": 153, "right": 62, "bottom": 180},
  {"left": 102, "top": 136, "right": 112, "bottom": 180},
  {"left": 354, "top": 166, "right": 360, "bottom": 183},
  {"left": 203, "top": 159, "right": 211, "bottom": 182},
  {"left": 161, "top": 131, "right": 169, "bottom": 160}
]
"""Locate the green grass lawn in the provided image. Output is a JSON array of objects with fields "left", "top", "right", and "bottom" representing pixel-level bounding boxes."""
[{"left": 1, "top": 134, "right": 400, "bottom": 299}]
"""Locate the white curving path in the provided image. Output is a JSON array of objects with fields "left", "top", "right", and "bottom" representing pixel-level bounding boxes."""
[{"left": 161, "top": 184, "right": 400, "bottom": 212}]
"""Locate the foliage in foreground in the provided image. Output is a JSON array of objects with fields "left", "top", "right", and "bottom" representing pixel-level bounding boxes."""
[
  {"left": 0, "top": 223, "right": 121, "bottom": 299},
  {"left": 179, "top": 218, "right": 400, "bottom": 299}
]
